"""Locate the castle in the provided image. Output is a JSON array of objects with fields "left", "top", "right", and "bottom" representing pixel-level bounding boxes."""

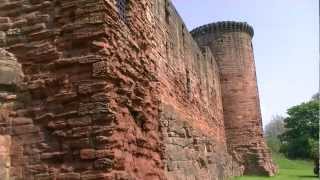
[{"left": 0, "top": 0, "right": 277, "bottom": 179}]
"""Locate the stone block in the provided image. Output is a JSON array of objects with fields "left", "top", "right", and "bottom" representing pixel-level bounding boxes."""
[
  {"left": 40, "top": 152, "right": 65, "bottom": 160},
  {"left": 80, "top": 149, "right": 96, "bottom": 160},
  {"left": 67, "top": 116, "right": 91, "bottom": 127},
  {"left": 57, "top": 173, "right": 80, "bottom": 180},
  {"left": 92, "top": 61, "right": 109, "bottom": 78},
  {"left": 12, "top": 124, "right": 38, "bottom": 135},
  {"left": 93, "top": 158, "right": 113, "bottom": 170}
]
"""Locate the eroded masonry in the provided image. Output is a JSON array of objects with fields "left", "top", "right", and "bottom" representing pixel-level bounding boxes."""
[{"left": 0, "top": 0, "right": 277, "bottom": 179}]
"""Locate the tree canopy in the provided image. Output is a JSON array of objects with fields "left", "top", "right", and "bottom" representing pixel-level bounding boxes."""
[
  {"left": 279, "top": 99, "right": 319, "bottom": 159},
  {"left": 264, "top": 115, "right": 286, "bottom": 152},
  {"left": 265, "top": 115, "right": 286, "bottom": 138}
]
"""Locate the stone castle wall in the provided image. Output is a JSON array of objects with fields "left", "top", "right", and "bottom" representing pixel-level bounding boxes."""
[
  {"left": 0, "top": 0, "right": 276, "bottom": 179},
  {"left": 153, "top": 1, "right": 243, "bottom": 179}
]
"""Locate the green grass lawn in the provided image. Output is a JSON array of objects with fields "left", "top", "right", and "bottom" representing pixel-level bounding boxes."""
[{"left": 233, "top": 153, "right": 318, "bottom": 180}]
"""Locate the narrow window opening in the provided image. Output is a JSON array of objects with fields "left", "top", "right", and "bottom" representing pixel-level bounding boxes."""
[
  {"left": 186, "top": 68, "right": 191, "bottom": 97},
  {"left": 165, "top": 0, "right": 170, "bottom": 23},
  {"left": 181, "top": 24, "right": 185, "bottom": 49},
  {"left": 165, "top": 41, "right": 169, "bottom": 60}
]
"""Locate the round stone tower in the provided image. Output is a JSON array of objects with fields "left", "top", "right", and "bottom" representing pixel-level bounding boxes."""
[{"left": 191, "top": 21, "right": 277, "bottom": 176}]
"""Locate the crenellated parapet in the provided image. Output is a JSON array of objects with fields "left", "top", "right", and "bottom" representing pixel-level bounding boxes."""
[{"left": 191, "top": 21, "right": 254, "bottom": 38}]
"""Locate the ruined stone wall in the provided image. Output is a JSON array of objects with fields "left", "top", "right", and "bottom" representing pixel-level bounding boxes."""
[
  {"left": 0, "top": 0, "right": 164, "bottom": 179},
  {"left": 0, "top": 0, "right": 276, "bottom": 179},
  {"left": 153, "top": 1, "right": 243, "bottom": 179},
  {"left": 191, "top": 22, "right": 277, "bottom": 176}
]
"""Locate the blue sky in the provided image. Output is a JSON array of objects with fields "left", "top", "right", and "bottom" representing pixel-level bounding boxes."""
[{"left": 171, "top": 0, "right": 319, "bottom": 126}]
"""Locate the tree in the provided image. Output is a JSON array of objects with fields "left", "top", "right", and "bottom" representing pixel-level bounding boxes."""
[
  {"left": 264, "top": 115, "right": 286, "bottom": 138},
  {"left": 279, "top": 100, "right": 319, "bottom": 159},
  {"left": 312, "top": 92, "right": 319, "bottom": 101},
  {"left": 264, "top": 115, "right": 286, "bottom": 152}
]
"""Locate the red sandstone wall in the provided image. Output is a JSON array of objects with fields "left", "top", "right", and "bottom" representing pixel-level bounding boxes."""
[
  {"left": 0, "top": 133, "right": 10, "bottom": 179},
  {"left": 153, "top": 1, "right": 242, "bottom": 179},
  {"left": 0, "top": 0, "right": 275, "bottom": 179},
  {"left": 155, "top": 0, "right": 226, "bottom": 145},
  {"left": 191, "top": 22, "right": 277, "bottom": 176},
  {"left": 0, "top": 0, "right": 164, "bottom": 179},
  {"left": 0, "top": 48, "right": 20, "bottom": 180}
]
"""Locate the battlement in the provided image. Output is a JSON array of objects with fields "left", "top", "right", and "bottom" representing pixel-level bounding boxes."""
[{"left": 190, "top": 21, "right": 254, "bottom": 38}]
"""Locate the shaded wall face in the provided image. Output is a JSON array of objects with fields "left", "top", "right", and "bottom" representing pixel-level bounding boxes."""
[
  {"left": 0, "top": 0, "right": 164, "bottom": 179},
  {"left": 153, "top": 1, "right": 243, "bottom": 179},
  {"left": 193, "top": 31, "right": 277, "bottom": 175}
]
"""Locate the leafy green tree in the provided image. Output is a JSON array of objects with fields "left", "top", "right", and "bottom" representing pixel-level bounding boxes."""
[
  {"left": 266, "top": 137, "right": 282, "bottom": 153},
  {"left": 309, "top": 138, "right": 319, "bottom": 159},
  {"left": 279, "top": 99, "right": 319, "bottom": 159}
]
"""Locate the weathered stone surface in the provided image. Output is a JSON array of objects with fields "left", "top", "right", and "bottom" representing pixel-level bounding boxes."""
[
  {"left": 0, "top": 135, "right": 10, "bottom": 180},
  {"left": 0, "top": 0, "right": 164, "bottom": 179},
  {"left": 57, "top": 173, "right": 81, "bottom": 180},
  {"left": 0, "top": 0, "right": 276, "bottom": 179},
  {"left": 153, "top": 1, "right": 247, "bottom": 179},
  {"left": 80, "top": 149, "right": 96, "bottom": 160},
  {"left": 0, "top": 48, "right": 22, "bottom": 86}
]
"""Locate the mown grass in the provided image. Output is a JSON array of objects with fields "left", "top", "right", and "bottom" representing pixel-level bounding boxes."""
[{"left": 233, "top": 153, "right": 318, "bottom": 180}]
